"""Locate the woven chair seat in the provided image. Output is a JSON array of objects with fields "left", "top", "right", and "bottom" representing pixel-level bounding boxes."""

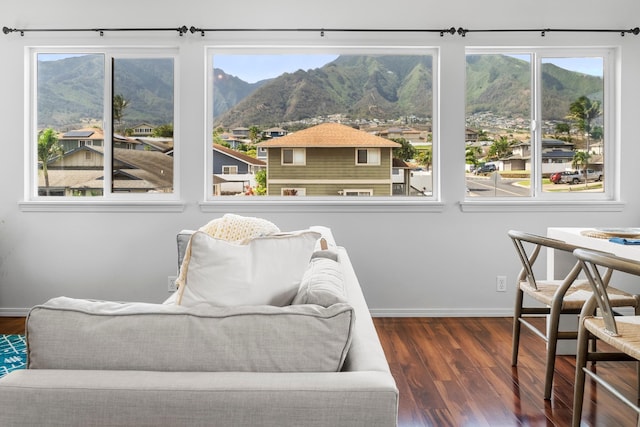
[
  {"left": 519, "top": 280, "right": 638, "bottom": 310},
  {"left": 584, "top": 316, "right": 640, "bottom": 361}
]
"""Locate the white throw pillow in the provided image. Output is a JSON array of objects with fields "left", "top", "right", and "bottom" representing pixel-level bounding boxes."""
[{"left": 176, "top": 230, "right": 321, "bottom": 307}]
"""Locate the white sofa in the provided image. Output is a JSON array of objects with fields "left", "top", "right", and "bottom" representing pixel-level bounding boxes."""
[{"left": 0, "top": 230, "right": 398, "bottom": 427}]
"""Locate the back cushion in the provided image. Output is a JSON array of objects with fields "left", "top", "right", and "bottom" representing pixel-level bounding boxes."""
[
  {"left": 27, "top": 297, "right": 354, "bottom": 373},
  {"left": 292, "top": 252, "right": 346, "bottom": 307},
  {"left": 176, "top": 230, "right": 320, "bottom": 307}
]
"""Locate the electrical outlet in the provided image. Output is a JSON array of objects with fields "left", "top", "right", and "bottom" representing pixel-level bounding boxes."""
[
  {"left": 167, "top": 276, "right": 178, "bottom": 292},
  {"left": 496, "top": 275, "right": 507, "bottom": 292}
]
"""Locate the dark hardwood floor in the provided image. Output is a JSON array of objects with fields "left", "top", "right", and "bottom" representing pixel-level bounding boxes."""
[{"left": 1, "top": 316, "right": 636, "bottom": 426}]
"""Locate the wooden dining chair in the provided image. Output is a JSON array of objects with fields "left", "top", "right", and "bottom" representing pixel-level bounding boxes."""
[
  {"left": 572, "top": 248, "right": 640, "bottom": 427},
  {"left": 508, "top": 230, "right": 640, "bottom": 400}
]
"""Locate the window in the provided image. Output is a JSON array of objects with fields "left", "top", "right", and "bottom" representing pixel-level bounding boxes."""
[
  {"left": 281, "top": 188, "right": 305, "bottom": 196},
  {"left": 207, "top": 49, "right": 436, "bottom": 199},
  {"left": 29, "top": 48, "right": 178, "bottom": 201},
  {"left": 342, "top": 189, "right": 373, "bottom": 196},
  {"left": 282, "top": 148, "right": 306, "bottom": 165},
  {"left": 465, "top": 48, "right": 613, "bottom": 200},
  {"left": 222, "top": 165, "right": 238, "bottom": 174},
  {"left": 356, "top": 148, "right": 381, "bottom": 165}
]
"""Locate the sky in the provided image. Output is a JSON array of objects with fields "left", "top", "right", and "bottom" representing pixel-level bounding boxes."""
[
  {"left": 213, "top": 54, "right": 339, "bottom": 83},
  {"left": 39, "top": 52, "right": 604, "bottom": 80}
]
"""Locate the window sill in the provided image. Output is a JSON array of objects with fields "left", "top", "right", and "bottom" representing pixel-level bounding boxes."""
[
  {"left": 459, "top": 199, "right": 625, "bottom": 213},
  {"left": 199, "top": 198, "right": 446, "bottom": 213},
  {"left": 18, "top": 200, "right": 186, "bottom": 213}
]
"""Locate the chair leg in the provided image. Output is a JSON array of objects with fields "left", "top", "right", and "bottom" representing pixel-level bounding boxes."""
[
  {"left": 544, "top": 307, "right": 562, "bottom": 400},
  {"left": 572, "top": 323, "right": 590, "bottom": 427},
  {"left": 512, "top": 289, "right": 524, "bottom": 366}
]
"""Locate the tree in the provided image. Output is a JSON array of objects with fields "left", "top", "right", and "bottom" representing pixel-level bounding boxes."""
[
  {"left": 416, "top": 147, "right": 433, "bottom": 171},
  {"left": 465, "top": 145, "right": 482, "bottom": 170},
  {"left": 254, "top": 169, "right": 267, "bottom": 195},
  {"left": 152, "top": 124, "right": 174, "bottom": 137},
  {"left": 248, "top": 126, "right": 262, "bottom": 144},
  {"left": 113, "top": 94, "right": 130, "bottom": 131},
  {"left": 572, "top": 151, "right": 592, "bottom": 188},
  {"left": 487, "top": 136, "right": 512, "bottom": 160},
  {"left": 38, "top": 128, "right": 63, "bottom": 196},
  {"left": 391, "top": 138, "right": 416, "bottom": 161},
  {"left": 567, "top": 95, "right": 602, "bottom": 152},
  {"left": 554, "top": 123, "right": 571, "bottom": 141}
]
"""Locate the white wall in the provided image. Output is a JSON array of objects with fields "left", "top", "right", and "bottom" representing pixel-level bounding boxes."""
[{"left": 1, "top": 0, "right": 639, "bottom": 316}]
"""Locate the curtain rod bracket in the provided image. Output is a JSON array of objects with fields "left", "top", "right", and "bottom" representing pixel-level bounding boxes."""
[
  {"left": 190, "top": 26, "right": 205, "bottom": 36},
  {"left": 457, "top": 27, "right": 467, "bottom": 37}
]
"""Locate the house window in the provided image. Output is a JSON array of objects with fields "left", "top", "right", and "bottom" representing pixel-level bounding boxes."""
[
  {"left": 281, "top": 148, "right": 305, "bottom": 165},
  {"left": 281, "top": 188, "right": 305, "bottom": 196},
  {"left": 465, "top": 48, "right": 612, "bottom": 200},
  {"left": 356, "top": 148, "right": 381, "bottom": 165},
  {"left": 222, "top": 165, "right": 238, "bottom": 174},
  {"left": 342, "top": 189, "right": 373, "bottom": 196},
  {"left": 207, "top": 49, "right": 436, "bottom": 199},
  {"left": 29, "top": 48, "right": 178, "bottom": 201}
]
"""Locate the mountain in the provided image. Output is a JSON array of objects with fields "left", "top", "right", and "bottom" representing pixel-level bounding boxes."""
[
  {"left": 465, "top": 54, "right": 603, "bottom": 120},
  {"left": 36, "top": 54, "right": 603, "bottom": 131},
  {"left": 215, "top": 55, "right": 434, "bottom": 128}
]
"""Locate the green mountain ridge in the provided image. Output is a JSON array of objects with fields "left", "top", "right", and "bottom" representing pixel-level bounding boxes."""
[{"left": 36, "top": 54, "right": 603, "bottom": 131}]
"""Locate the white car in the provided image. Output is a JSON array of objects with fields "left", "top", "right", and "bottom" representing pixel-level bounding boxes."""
[{"left": 558, "top": 169, "right": 603, "bottom": 184}]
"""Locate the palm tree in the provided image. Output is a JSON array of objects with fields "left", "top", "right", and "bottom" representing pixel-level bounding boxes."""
[
  {"left": 572, "top": 151, "right": 592, "bottom": 189},
  {"left": 37, "top": 128, "right": 63, "bottom": 196},
  {"left": 113, "top": 94, "right": 130, "bottom": 132},
  {"left": 567, "top": 96, "right": 602, "bottom": 153}
]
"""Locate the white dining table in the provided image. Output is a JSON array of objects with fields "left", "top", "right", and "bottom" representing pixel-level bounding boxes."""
[{"left": 546, "top": 227, "right": 640, "bottom": 353}]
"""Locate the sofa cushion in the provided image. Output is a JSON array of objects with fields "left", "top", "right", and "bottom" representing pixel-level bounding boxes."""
[
  {"left": 27, "top": 296, "right": 354, "bottom": 372},
  {"left": 292, "top": 252, "right": 346, "bottom": 307},
  {"left": 175, "top": 229, "right": 321, "bottom": 307}
]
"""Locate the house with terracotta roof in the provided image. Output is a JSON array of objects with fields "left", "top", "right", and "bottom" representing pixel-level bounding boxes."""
[{"left": 257, "top": 123, "right": 401, "bottom": 196}]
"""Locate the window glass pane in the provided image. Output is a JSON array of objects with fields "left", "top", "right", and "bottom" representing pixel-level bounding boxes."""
[
  {"left": 211, "top": 52, "right": 433, "bottom": 197},
  {"left": 541, "top": 57, "right": 604, "bottom": 193},
  {"left": 112, "top": 57, "right": 175, "bottom": 194},
  {"left": 465, "top": 53, "right": 531, "bottom": 198},
  {"left": 37, "top": 53, "right": 105, "bottom": 197},
  {"left": 357, "top": 149, "right": 368, "bottom": 164}
]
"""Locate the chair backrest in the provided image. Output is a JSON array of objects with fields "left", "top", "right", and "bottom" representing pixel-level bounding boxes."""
[
  {"left": 508, "top": 230, "right": 583, "bottom": 291},
  {"left": 573, "top": 248, "right": 640, "bottom": 335}
]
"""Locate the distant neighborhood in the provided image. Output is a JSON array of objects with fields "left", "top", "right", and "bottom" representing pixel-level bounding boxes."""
[{"left": 38, "top": 121, "right": 436, "bottom": 197}]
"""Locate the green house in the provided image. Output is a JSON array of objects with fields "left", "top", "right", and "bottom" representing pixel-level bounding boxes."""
[{"left": 257, "top": 123, "right": 401, "bottom": 196}]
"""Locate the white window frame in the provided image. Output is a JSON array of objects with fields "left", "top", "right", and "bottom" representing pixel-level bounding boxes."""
[
  {"left": 281, "top": 148, "right": 306, "bottom": 166},
  {"left": 204, "top": 45, "right": 442, "bottom": 213},
  {"left": 22, "top": 46, "right": 182, "bottom": 212},
  {"left": 356, "top": 148, "right": 381, "bottom": 166},
  {"left": 461, "top": 47, "right": 618, "bottom": 212}
]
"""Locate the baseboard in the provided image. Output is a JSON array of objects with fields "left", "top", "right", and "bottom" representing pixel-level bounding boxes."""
[
  {"left": 370, "top": 308, "right": 513, "bottom": 317},
  {"left": 0, "top": 308, "right": 30, "bottom": 317}
]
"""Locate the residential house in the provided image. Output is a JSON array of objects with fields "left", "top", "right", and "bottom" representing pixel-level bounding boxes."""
[
  {"left": 257, "top": 123, "right": 400, "bottom": 196},
  {"left": 501, "top": 138, "right": 578, "bottom": 174},
  {"left": 57, "top": 128, "right": 105, "bottom": 153},
  {"left": 130, "top": 123, "right": 155, "bottom": 137},
  {"left": 212, "top": 143, "right": 266, "bottom": 195},
  {"left": 40, "top": 145, "right": 173, "bottom": 196}
]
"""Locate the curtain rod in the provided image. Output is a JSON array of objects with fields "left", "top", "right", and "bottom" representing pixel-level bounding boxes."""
[
  {"left": 3, "top": 25, "right": 639, "bottom": 38},
  {"left": 2, "top": 26, "right": 189, "bottom": 36}
]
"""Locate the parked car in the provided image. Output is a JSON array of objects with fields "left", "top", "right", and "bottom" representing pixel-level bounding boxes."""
[
  {"left": 475, "top": 164, "right": 497, "bottom": 175},
  {"left": 554, "top": 169, "right": 603, "bottom": 184}
]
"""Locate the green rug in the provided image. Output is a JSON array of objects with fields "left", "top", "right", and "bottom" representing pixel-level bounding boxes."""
[{"left": 0, "top": 334, "right": 27, "bottom": 378}]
